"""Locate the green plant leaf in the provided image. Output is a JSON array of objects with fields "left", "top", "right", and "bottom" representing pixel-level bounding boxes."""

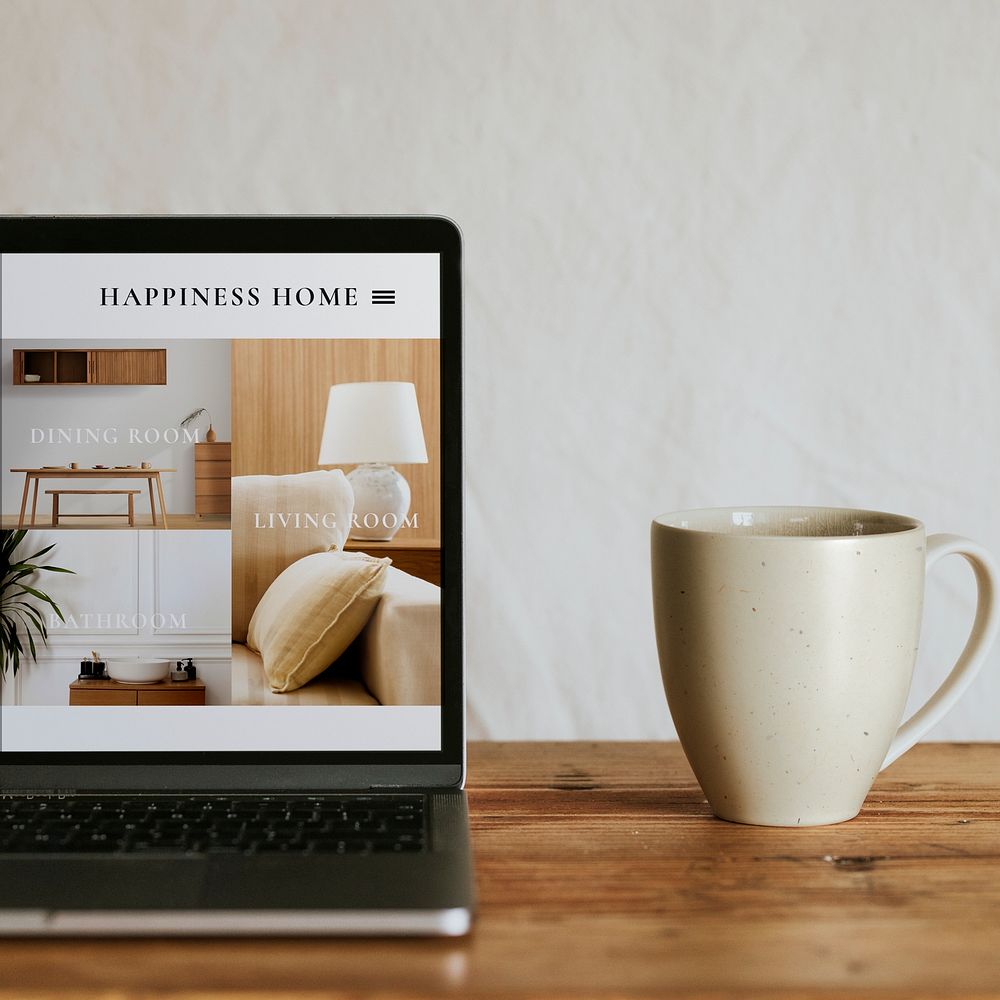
[
  {"left": 20, "top": 543, "right": 56, "bottom": 564},
  {"left": 14, "top": 585, "right": 65, "bottom": 621},
  {"left": 8, "top": 610, "right": 39, "bottom": 661},
  {"left": 3, "top": 563, "right": 74, "bottom": 584},
  {"left": 8, "top": 600, "right": 46, "bottom": 624},
  {"left": 1, "top": 532, "right": 73, "bottom": 676},
  {"left": 1, "top": 530, "right": 27, "bottom": 557},
  {"left": 1, "top": 618, "right": 12, "bottom": 672},
  {"left": 8, "top": 602, "right": 48, "bottom": 637},
  {"left": 8, "top": 608, "right": 45, "bottom": 634}
]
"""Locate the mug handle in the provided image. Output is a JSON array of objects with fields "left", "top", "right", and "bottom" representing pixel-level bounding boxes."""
[{"left": 881, "top": 533, "right": 1000, "bottom": 770}]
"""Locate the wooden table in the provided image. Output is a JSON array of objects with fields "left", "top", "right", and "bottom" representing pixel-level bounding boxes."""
[
  {"left": 0, "top": 742, "right": 997, "bottom": 999},
  {"left": 68, "top": 678, "right": 206, "bottom": 706},
  {"left": 10, "top": 467, "right": 175, "bottom": 529}
]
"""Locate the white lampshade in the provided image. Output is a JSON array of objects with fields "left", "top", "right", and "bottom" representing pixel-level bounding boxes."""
[{"left": 317, "top": 381, "right": 428, "bottom": 466}]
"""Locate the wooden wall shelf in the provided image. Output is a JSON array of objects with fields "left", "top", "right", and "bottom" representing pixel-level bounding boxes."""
[{"left": 12, "top": 348, "right": 167, "bottom": 385}]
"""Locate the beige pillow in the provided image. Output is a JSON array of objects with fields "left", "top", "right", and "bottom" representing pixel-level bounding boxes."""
[
  {"left": 247, "top": 551, "right": 390, "bottom": 694},
  {"left": 231, "top": 470, "right": 355, "bottom": 643}
]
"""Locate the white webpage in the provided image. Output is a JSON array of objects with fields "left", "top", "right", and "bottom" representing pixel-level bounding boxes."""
[{"left": 0, "top": 252, "right": 443, "bottom": 752}]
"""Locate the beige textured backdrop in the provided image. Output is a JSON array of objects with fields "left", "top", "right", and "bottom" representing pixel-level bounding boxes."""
[{"left": 2, "top": 0, "right": 998, "bottom": 739}]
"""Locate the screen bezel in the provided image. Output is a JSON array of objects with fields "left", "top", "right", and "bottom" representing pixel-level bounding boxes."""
[{"left": 0, "top": 216, "right": 464, "bottom": 790}]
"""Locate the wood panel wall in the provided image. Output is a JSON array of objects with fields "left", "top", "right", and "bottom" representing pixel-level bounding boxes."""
[{"left": 231, "top": 340, "right": 440, "bottom": 541}]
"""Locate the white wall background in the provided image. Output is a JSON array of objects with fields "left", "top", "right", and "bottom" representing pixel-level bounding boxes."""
[
  {"left": 1, "top": 339, "right": 231, "bottom": 517},
  {"left": 0, "top": 530, "right": 232, "bottom": 706},
  {"left": 1, "top": 0, "right": 998, "bottom": 739}
]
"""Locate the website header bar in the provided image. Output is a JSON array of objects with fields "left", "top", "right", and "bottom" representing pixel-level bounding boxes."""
[{"left": 1, "top": 253, "right": 440, "bottom": 339}]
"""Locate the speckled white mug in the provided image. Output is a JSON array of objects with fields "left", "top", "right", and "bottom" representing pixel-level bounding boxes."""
[{"left": 651, "top": 507, "right": 999, "bottom": 827}]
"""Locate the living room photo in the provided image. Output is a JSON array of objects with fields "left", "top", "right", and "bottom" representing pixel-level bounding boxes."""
[
  {"left": 230, "top": 338, "right": 441, "bottom": 708},
  {"left": 1, "top": 339, "right": 232, "bottom": 530}
]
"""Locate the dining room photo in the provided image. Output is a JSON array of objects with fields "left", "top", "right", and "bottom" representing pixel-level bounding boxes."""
[{"left": 1, "top": 339, "right": 231, "bottom": 530}]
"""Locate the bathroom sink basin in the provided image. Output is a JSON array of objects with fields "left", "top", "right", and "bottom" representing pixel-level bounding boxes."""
[{"left": 105, "top": 658, "right": 171, "bottom": 684}]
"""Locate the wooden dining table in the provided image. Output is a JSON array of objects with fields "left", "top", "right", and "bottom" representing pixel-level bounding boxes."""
[
  {"left": 0, "top": 741, "right": 996, "bottom": 999},
  {"left": 10, "top": 467, "right": 175, "bottom": 529}
]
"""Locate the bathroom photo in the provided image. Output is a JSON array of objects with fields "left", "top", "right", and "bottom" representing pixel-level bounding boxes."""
[{"left": 0, "top": 528, "right": 232, "bottom": 707}]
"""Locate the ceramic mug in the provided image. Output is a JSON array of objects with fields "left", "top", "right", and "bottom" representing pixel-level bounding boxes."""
[{"left": 651, "top": 506, "right": 999, "bottom": 826}]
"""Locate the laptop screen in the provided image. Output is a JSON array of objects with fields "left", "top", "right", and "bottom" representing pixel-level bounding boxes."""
[{"left": 1, "top": 235, "right": 454, "bottom": 759}]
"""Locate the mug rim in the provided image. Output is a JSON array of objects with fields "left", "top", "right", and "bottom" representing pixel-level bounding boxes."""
[{"left": 652, "top": 505, "right": 923, "bottom": 540}]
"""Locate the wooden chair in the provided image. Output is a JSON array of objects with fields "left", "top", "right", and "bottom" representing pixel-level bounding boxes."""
[{"left": 47, "top": 489, "right": 142, "bottom": 527}]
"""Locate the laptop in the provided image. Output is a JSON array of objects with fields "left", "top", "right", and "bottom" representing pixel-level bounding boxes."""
[{"left": 0, "top": 216, "right": 474, "bottom": 935}]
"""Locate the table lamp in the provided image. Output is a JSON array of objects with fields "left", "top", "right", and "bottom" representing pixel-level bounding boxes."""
[{"left": 317, "top": 381, "right": 429, "bottom": 541}]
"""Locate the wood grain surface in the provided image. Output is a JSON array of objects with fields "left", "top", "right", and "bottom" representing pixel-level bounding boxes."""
[
  {"left": 0, "top": 515, "right": 224, "bottom": 530},
  {"left": 11, "top": 348, "right": 166, "bottom": 385},
  {"left": 195, "top": 441, "right": 232, "bottom": 517},
  {"left": 0, "top": 742, "right": 997, "bottom": 1000},
  {"left": 68, "top": 679, "right": 207, "bottom": 707},
  {"left": 344, "top": 537, "right": 441, "bottom": 585},
  {"left": 89, "top": 349, "right": 166, "bottom": 386}
]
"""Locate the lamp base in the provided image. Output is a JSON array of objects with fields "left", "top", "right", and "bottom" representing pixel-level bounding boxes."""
[{"left": 347, "top": 463, "right": 411, "bottom": 541}]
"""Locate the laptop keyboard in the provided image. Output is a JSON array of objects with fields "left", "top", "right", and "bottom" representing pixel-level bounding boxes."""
[{"left": 0, "top": 794, "right": 426, "bottom": 856}]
